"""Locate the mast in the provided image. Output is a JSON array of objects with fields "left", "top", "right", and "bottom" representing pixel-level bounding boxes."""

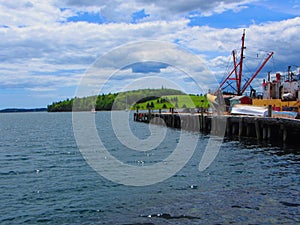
[
  {"left": 232, "top": 50, "right": 239, "bottom": 93},
  {"left": 217, "top": 30, "right": 273, "bottom": 96},
  {"left": 217, "top": 30, "right": 246, "bottom": 94},
  {"left": 237, "top": 29, "right": 246, "bottom": 95}
]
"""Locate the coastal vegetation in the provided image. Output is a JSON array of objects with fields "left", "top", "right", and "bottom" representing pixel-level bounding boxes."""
[
  {"left": 0, "top": 108, "right": 47, "bottom": 113},
  {"left": 47, "top": 88, "right": 209, "bottom": 112}
]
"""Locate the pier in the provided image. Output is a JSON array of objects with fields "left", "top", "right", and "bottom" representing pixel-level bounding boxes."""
[{"left": 134, "top": 112, "right": 300, "bottom": 143}]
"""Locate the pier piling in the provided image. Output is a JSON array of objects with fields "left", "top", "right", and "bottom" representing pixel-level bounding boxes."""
[{"left": 134, "top": 112, "right": 300, "bottom": 143}]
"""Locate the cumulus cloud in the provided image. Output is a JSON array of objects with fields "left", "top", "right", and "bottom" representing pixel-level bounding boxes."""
[
  {"left": 1, "top": 15, "right": 300, "bottom": 95},
  {"left": 137, "top": 0, "right": 253, "bottom": 19},
  {"left": 0, "top": 0, "right": 299, "bottom": 108},
  {"left": 0, "top": 19, "right": 194, "bottom": 96},
  {"left": 0, "top": 0, "right": 74, "bottom": 26},
  {"left": 76, "top": 40, "right": 212, "bottom": 97},
  {"left": 53, "top": 0, "right": 254, "bottom": 22}
]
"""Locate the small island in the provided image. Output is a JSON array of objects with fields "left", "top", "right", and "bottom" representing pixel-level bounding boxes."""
[{"left": 47, "top": 88, "right": 210, "bottom": 112}]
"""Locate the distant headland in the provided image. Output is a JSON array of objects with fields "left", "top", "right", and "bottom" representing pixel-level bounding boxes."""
[{"left": 0, "top": 108, "right": 47, "bottom": 113}]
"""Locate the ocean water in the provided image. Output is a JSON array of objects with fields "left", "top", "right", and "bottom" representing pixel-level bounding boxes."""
[{"left": 0, "top": 112, "right": 299, "bottom": 224}]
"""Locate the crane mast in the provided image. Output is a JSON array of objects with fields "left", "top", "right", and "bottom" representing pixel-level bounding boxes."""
[{"left": 217, "top": 30, "right": 273, "bottom": 96}]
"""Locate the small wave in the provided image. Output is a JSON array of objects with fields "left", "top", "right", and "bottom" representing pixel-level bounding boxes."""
[
  {"left": 124, "top": 223, "right": 155, "bottom": 225},
  {"left": 36, "top": 218, "right": 52, "bottom": 223},
  {"left": 232, "top": 205, "right": 260, "bottom": 210},
  {"left": 0, "top": 169, "right": 40, "bottom": 176},
  {"left": 140, "top": 213, "right": 201, "bottom": 220},
  {"left": 280, "top": 201, "right": 300, "bottom": 207}
]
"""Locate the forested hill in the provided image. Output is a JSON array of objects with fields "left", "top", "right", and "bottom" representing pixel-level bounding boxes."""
[{"left": 47, "top": 88, "right": 184, "bottom": 112}]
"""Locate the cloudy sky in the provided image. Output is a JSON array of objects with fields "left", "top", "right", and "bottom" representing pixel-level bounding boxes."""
[{"left": 0, "top": 0, "right": 299, "bottom": 108}]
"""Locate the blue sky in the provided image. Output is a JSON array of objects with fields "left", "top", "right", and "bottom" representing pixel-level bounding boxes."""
[{"left": 0, "top": 0, "right": 299, "bottom": 108}]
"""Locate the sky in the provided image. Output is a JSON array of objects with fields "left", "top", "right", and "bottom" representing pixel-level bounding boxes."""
[{"left": 0, "top": 0, "right": 299, "bottom": 108}]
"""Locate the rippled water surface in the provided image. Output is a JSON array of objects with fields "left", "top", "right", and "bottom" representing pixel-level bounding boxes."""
[{"left": 0, "top": 112, "right": 299, "bottom": 224}]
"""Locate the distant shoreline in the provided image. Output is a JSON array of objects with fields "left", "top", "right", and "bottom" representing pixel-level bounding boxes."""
[{"left": 0, "top": 108, "right": 47, "bottom": 113}]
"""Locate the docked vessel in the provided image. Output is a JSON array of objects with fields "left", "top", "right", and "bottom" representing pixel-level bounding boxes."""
[
  {"left": 252, "top": 66, "right": 300, "bottom": 112},
  {"left": 215, "top": 30, "right": 300, "bottom": 116}
]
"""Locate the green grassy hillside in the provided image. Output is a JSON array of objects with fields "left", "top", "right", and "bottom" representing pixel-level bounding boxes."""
[{"left": 132, "top": 94, "right": 209, "bottom": 110}]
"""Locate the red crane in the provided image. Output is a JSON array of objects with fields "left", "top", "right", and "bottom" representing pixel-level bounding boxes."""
[{"left": 217, "top": 30, "right": 274, "bottom": 95}]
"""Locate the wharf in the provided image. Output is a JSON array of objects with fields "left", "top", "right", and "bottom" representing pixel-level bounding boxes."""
[{"left": 134, "top": 112, "right": 300, "bottom": 143}]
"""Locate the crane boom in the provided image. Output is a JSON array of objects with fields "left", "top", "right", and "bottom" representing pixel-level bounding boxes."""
[
  {"left": 240, "top": 51, "right": 274, "bottom": 94},
  {"left": 217, "top": 30, "right": 273, "bottom": 95}
]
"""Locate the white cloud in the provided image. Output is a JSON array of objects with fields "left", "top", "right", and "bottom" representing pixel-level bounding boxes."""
[
  {"left": 77, "top": 40, "right": 212, "bottom": 96},
  {"left": 1, "top": 16, "right": 300, "bottom": 94},
  {"left": 25, "top": 87, "right": 57, "bottom": 92},
  {"left": 0, "top": 19, "right": 192, "bottom": 90},
  {"left": 0, "top": 0, "right": 73, "bottom": 27},
  {"left": 0, "top": 0, "right": 299, "bottom": 107},
  {"left": 10, "top": 0, "right": 253, "bottom": 24}
]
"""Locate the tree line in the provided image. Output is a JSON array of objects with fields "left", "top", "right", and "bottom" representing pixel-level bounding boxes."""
[{"left": 47, "top": 88, "right": 184, "bottom": 112}]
